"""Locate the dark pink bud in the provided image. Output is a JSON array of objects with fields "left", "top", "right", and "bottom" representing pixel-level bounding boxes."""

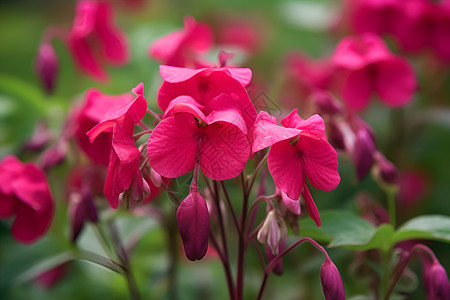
[
  {"left": 176, "top": 187, "right": 210, "bottom": 261},
  {"left": 353, "top": 128, "right": 376, "bottom": 181},
  {"left": 35, "top": 43, "right": 59, "bottom": 94},
  {"left": 311, "top": 90, "right": 342, "bottom": 116},
  {"left": 68, "top": 190, "right": 98, "bottom": 242},
  {"left": 320, "top": 258, "right": 346, "bottom": 300},
  {"left": 374, "top": 152, "right": 398, "bottom": 185},
  {"left": 423, "top": 259, "right": 450, "bottom": 300}
]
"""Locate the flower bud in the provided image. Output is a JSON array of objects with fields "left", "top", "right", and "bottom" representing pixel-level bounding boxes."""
[
  {"left": 40, "top": 139, "right": 67, "bottom": 171},
  {"left": 353, "top": 128, "right": 376, "bottom": 181},
  {"left": 374, "top": 152, "right": 398, "bottom": 185},
  {"left": 257, "top": 210, "right": 287, "bottom": 255},
  {"left": 320, "top": 258, "right": 346, "bottom": 300},
  {"left": 423, "top": 259, "right": 450, "bottom": 300},
  {"left": 176, "top": 187, "right": 210, "bottom": 261},
  {"left": 311, "top": 90, "right": 342, "bottom": 116},
  {"left": 35, "top": 43, "right": 59, "bottom": 94}
]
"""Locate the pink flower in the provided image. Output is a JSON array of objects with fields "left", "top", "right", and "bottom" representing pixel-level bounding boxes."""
[
  {"left": 0, "top": 155, "right": 54, "bottom": 244},
  {"left": 331, "top": 33, "right": 417, "bottom": 111},
  {"left": 67, "top": 0, "right": 129, "bottom": 81},
  {"left": 86, "top": 83, "right": 148, "bottom": 208},
  {"left": 423, "top": 257, "right": 450, "bottom": 300},
  {"left": 176, "top": 174, "right": 210, "bottom": 261},
  {"left": 216, "top": 19, "right": 263, "bottom": 54},
  {"left": 149, "top": 16, "right": 213, "bottom": 67},
  {"left": 73, "top": 87, "right": 134, "bottom": 166},
  {"left": 157, "top": 65, "right": 256, "bottom": 132},
  {"left": 252, "top": 110, "right": 340, "bottom": 226},
  {"left": 148, "top": 94, "right": 250, "bottom": 181}
]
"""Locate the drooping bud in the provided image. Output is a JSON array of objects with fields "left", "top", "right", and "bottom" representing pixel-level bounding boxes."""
[
  {"left": 68, "top": 190, "right": 98, "bottom": 242},
  {"left": 423, "top": 259, "right": 450, "bottom": 300},
  {"left": 353, "top": 128, "right": 376, "bottom": 181},
  {"left": 265, "top": 237, "right": 286, "bottom": 276},
  {"left": 320, "top": 257, "right": 346, "bottom": 300},
  {"left": 373, "top": 152, "right": 398, "bottom": 185},
  {"left": 176, "top": 181, "right": 210, "bottom": 261},
  {"left": 35, "top": 43, "right": 59, "bottom": 94},
  {"left": 311, "top": 90, "right": 342, "bottom": 116},
  {"left": 257, "top": 210, "right": 288, "bottom": 255},
  {"left": 23, "top": 121, "right": 52, "bottom": 152}
]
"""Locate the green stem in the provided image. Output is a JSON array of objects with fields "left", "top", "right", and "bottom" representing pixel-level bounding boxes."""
[{"left": 387, "top": 189, "right": 397, "bottom": 229}]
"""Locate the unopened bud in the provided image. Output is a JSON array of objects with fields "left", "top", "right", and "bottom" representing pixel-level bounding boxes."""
[
  {"left": 40, "top": 139, "right": 67, "bottom": 171},
  {"left": 353, "top": 128, "right": 376, "bottom": 181},
  {"left": 320, "top": 258, "right": 346, "bottom": 300},
  {"left": 257, "top": 210, "right": 287, "bottom": 255},
  {"left": 423, "top": 259, "right": 450, "bottom": 300},
  {"left": 35, "top": 43, "right": 59, "bottom": 94},
  {"left": 311, "top": 90, "right": 342, "bottom": 116},
  {"left": 374, "top": 152, "right": 398, "bottom": 185}
]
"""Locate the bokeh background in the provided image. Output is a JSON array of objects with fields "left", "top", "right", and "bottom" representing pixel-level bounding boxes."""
[{"left": 1, "top": 0, "right": 450, "bottom": 299}]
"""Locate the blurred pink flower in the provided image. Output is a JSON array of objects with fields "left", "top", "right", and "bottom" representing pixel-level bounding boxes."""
[
  {"left": 252, "top": 110, "right": 340, "bottom": 226},
  {"left": 67, "top": 0, "right": 129, "bottom": 81},
  {"left": 0, "top": 155, "right": 54, "bottom": 244},
  {"left": 216, "top": 19, "right": 263, "bottom": 54},
  {"left": 331, "top": 33, "right": 417, "bottom": 111},
  {"left": 149, "top": 16, "right": 213, "bottom": 67},
  {"left": 320, "top": 257, "right": 346, "bottom": 300}
]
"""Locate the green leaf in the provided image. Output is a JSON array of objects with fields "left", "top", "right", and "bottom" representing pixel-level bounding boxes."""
[
  {"left": 299, "top": 210, "right": 395, "bottom": 251},
  {"left": 393, "top": 215, "right": 450, "bottom": 244}
]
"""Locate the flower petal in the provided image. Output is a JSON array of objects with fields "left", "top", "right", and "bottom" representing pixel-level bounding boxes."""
[
  {"left": 252, "top": 111, "right": 300, "bottom": 154},
  {"left": 299, "top": 134, "right": 340, "bottom": 191},
  {"left": 302, "top": 184, "right": 321, "bottom": 227},
  {"left": 268, "top": 140, "right": 303, "bottom": 200},
  {"left": 341, "top": 67, "right": 372, "bottom": 111},
  {"left": 374, "top": 59, "right": 417, "bottom": 107},
  {"left": 148, "top": 114, "right": 198, "bottom": 178},
  {"left": 199, "top": 121, "right": 250, "bottom": 180},
  {"left": 281, "top": 191, "right": 301, "bottom": 215}
]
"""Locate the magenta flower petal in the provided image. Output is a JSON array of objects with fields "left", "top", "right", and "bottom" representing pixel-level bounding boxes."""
[
  {"left": 341, "top": 67, "right": 372, "bottom": 111},
  {"left": 374, "top": 59, "right": 417, "bottom": 107},
  {"left": 302, "top": 184, "right": 321, "bottom": 227},
  {"left": 300, "top": 134, "right": 340, "bottom": 191},
  {"left": 149, "top": 16, "right": 212, "bottom": 67},
  {"left": 206, "top": 94, "right": 247, "bottom": 134},
  {"left": 252, "top": 111, "right": 300, "bottom": 154},
  {"left": 268, "top": 140, "right": 304, "bottom": 200},
  {"left": 104, "top": 121, "right": 141, "bottom": 208},
  {"left": 148, "top": 114, "right": 198, "bottom": 178},
  {"left": 87, "top": 83, "right": 147, "bottom": 142},
  {"left": 281, "top": 191, "right": 301, "bottom": 215},
  {"left": 158, "top": 69, "right": 256, "bottom": 131},
  {"left": 163, "top": 95, "right": 206, "bottom": 119},
  {"left": 159, "top": 65, "right": 207, "bottom": 83},
  {"left": 176, "top": 187, "right": 210, "bottom": 261},
  {"left": 94, "top": 2, "right": 129, "bottom": 65},
  {"left": 281, "top": 110, "right": 326, "bottom": 138},
  {"left": 199, "top": 121, "right": 250, "bottom": 180},
  {"left": 226, "top": 67, "right": 252, "bottom": 86}
]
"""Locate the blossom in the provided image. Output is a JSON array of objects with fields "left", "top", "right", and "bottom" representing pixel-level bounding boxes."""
[
  {"left": 331, "top": 33, "right": 417, "bottom": 111},
  {"left": 157, "top": 65, "right": 256, "bottom": 132},
  {"left": 0, "top": 155, "right": 54, "bottom": 243},
  {"left": 73, "top": 87, "right": 134, "bottom": 166},
  {"left": 252, "top": 110, "right": 340, "bottom": 226},
  {"left": 67, "top": 0, "right": 129, "bottom": 81},
  {"left": 86, "top": 83, "right": 148, "bottom": 208},
  {"left": 149, "top": 16, "right": 213, "bottom": 67},
  {"left": 423, "top": 257, "right": 450, "bottom": 300},
  {"left": 148, "top": 93, "right": 250, "bottom": 181}
]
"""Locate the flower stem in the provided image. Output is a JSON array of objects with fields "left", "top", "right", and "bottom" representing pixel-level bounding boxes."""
[
  {"left": 237, "top": 173, "right": 250, "bottom": 300},
  {"left": 387, "top": 189, "right": 397, "bottom": 228}
]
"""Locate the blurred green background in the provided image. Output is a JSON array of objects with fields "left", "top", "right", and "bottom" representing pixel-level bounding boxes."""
[{"left": 1, "top": 0, "right": 450, "bottom": 299}]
